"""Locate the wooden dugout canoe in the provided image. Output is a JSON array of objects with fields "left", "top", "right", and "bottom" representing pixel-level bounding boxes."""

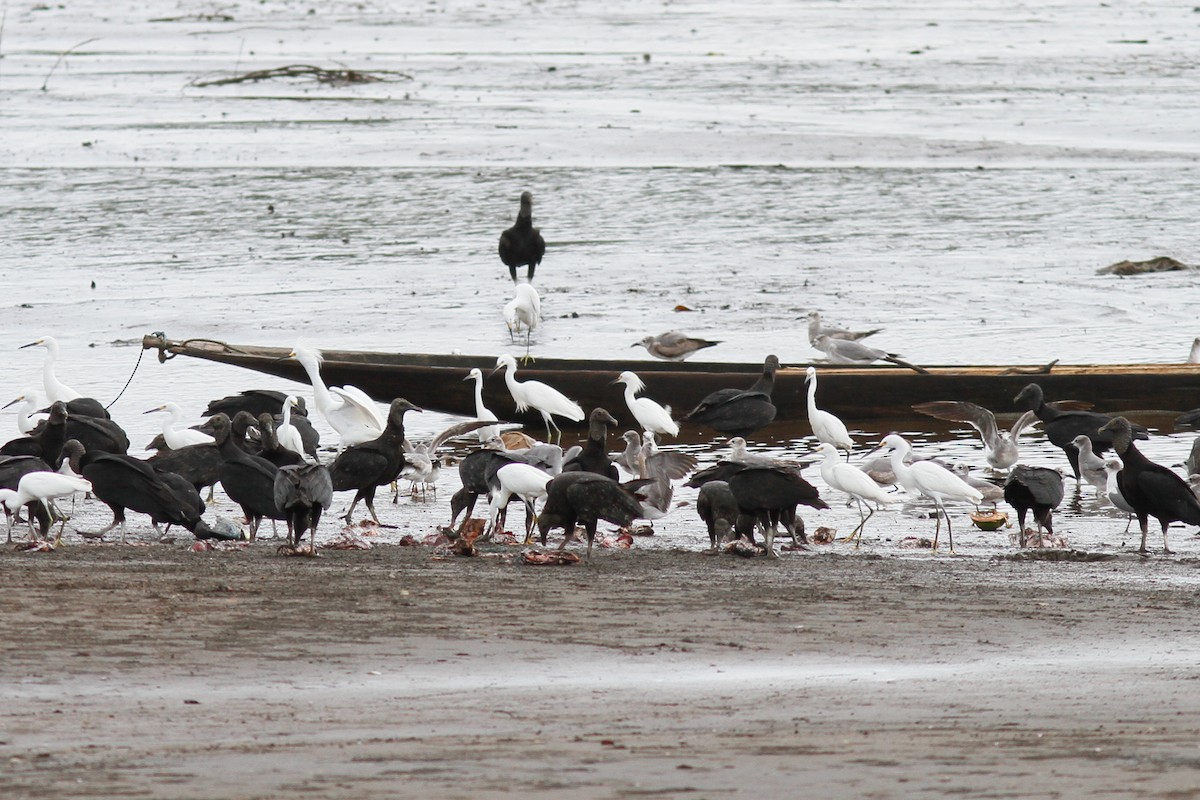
[{"left": 141, "top": 334, "right": 1200, "bottom": 429}]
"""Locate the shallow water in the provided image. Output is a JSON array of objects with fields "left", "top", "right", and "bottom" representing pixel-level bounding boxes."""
[{"left": 2, "top": 0, "right": 1199, "bottom": 556}]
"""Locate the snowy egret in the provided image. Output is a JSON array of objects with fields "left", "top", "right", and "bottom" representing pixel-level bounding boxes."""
[
  {"left": 684, "top": 355, "right": 778, "bottom": 436},
  {"left": 82, "top": 453, "right": 212, "bottom": 542},
  {"left": 498, "top": 190, "right": 545, "bottom": 283},
  {"left": 812, "top": 335, "right": 928, "bottom": 373},
  {"left": 0, "top": 470, "right": 92, "bottom": 545},
  {"left": 276, "top": 396, "right": 308, "bottom": 459},
  {"left": 614, "top": 371, "right": 678, "bottom": 437},
  {"left": 1099, "top": 416, "right": 1200, "bottom": 554},
  {"left": 18, "top": 336, "right": 81, "bottom": 402},
  {"left": 463, "top": 368, "right": 499, "bottom": 443},
  {"left": 256, "top": 413, "right": 304, "bottom": 468},
  {"left": 1103, "top": 458, "right": 1136, "bottom": 533},
  {"left": 804, "top": 311, "right": 882, "bottom": 345},
  {"left": 1013, "top": 383, "right": 1148, "bottom": 481},
  {"left": 446, "top": 438, "right": 567, "bottom": 532},
  {"left": 633, "top": 331, "right": 720, "bottom": 361},
  {"left": 815, "top": 442, "right": 894, "bottom": 546},
  {"left": 491, "top": 353, "right": 584, "bottom": 443},
  {"left": 503, "top": 282, "right": 541, "bottom": 361},
  {"left": 912, "top": 401, "right": 1040, "bottom": 472},
  {"left": 1003, "top": 466, "right": 1065, "bottom": 547},
  {"left": 487, "top": 462, "right": 552, "bottom": 541},
  {"left": 537, "top": 472, "right": 644, "bottom": 558},
  {"left": 879, "top": 433, "right": 983, "bottom": 551},
  {"left": 1069, "top": 434, "right": 1108, "bottom": 494},
  {"left": 287, "top": 343, "right": 386, "bottom": 449},
  {"left": 274, "top": 463, "right": 333, "bottom": 551},
  {"left": 328, "top": 398, "right": 422, "bottom": 525},
  {"left": 562, "top": 408, "right": 619, "bottom": 479},
  {"left": 144, "top": 402, "right": 216, "bottom": 450},
  {"left": 804, "top": 367, "right": 853, "bottom": 459},
  {"left": 4, "top": 389, "right": 46, "bottom": 435}
]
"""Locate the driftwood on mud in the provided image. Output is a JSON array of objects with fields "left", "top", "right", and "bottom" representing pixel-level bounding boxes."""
[
  {"left": 190, "top": 64, "right": 412, "bottom": 88},
  {"left": 1097, "top": 255, "right": 1194, "bottom": 276}
]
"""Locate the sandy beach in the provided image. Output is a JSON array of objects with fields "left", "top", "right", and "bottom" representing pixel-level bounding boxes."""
[{"left": 5, "top": 542, "right": 1200, "bottom": 798}]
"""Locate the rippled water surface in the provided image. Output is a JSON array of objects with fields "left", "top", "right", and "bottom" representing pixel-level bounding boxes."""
[{"left": 3, "top": 0, "right": 1200, "bottom": 555}]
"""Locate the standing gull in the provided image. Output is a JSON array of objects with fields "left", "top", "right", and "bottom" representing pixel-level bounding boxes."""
[
  {"left": 1070, "top": 434, "right": 1109, "bottom": 495},
  {"left": 805, "top": 311, "right": 882, "bottom": 345},
  {"left": 498, "top": 191, "right": 545, "bottom": 283},
  {"left": 633, "top": 331, "right": 720, "bottom": 361},
  {"left": 1103, "top": 459, "right": 1136, "bottom": 533}
]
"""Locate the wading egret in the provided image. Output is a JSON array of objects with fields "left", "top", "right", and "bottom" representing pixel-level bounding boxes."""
[
  {"left": 804, "top": 367, "right": 853, "bottom": 459},
  {"left": 503, "top": 282, "right": 541, "bottom": 361},
  {"left": 879, "top": 433, "right": 982, "bottom": 552},
  {"left": 615, "top": 370, "right": 678, "bottom": 437},
  {"left": 463, "top": 368, "right": 499, "bottom": 443},
  {"left": 491, "top": 354, "right": 583, "bottom": 443},
  {"left": 815, "top": 442, "right": 893, "bottom": 547}
]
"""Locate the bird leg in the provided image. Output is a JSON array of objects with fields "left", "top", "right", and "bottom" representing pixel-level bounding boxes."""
[
  {"left": 763, "top": 520, "right": 778, "bottom": 558},
  {"left": 1137, "top": 514, "right": 1150, "bottom": 554},
  {"left": 543, "top": 414, "right": 562, "bottom": 444},
  {"left": 523, "top": 499, "right": 537, "bottom": 544},
  {"left": 342, "top": 496, "right": 360, "bottom": 524},
  {"left": 365, "top": 495, "right": 381, "bottom": 525},
  {"left": 1161, "top": 521, "right": 1173, "bottom": 555}
]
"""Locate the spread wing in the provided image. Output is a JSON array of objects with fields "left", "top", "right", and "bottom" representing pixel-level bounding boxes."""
[{"left": 330, "top": 386, "right": 386, "bottom": 431}]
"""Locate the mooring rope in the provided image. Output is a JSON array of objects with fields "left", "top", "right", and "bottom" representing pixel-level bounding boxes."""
[{"left": 106, "top": 332, "right": 159, "bottom": 410}]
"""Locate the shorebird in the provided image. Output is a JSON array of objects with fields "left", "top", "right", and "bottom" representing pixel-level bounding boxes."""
[{"left": 633, "top": 331, "right": 720, "bottom": 361}]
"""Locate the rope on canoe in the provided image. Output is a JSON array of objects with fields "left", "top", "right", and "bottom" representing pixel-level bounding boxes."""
[{"left": 106, "top": 334, "right": 153, "bottom": 410}]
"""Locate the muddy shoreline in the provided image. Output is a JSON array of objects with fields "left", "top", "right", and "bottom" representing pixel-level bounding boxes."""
[{"left": 5, "top": 543, "right": 1200, "bottom": 798}]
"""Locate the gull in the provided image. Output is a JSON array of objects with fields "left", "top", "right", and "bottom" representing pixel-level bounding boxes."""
[
  {"left": 805, "top": 311, "right": 882, "bottom": 345},
  {"left": 812, "top": 335, "right": 928, "bottom": 373},
  {"left": 912, "top": 401, "right": 1039, "bottom": 471},
  {"left": 1070, "top": 434, "right": 1109, "bottom": 495},
  {"left": 879, "top": 433, "right": 983, "bottom": 551},
  {"left": 400, "top": 419, "right": 494, "bottom": 500},
  {"left": 633, "top": 331, "right": 720, "bottom": 361},
  {"left": 1103, "top": 458, "right": 1136, "bottom": 533},
  {"left": 949, "top": 463, "right": 1004, "bottom": 505},
  {"left": 492, "top": 354, "right": 584, "bottom": 443},
  {"left": 1190, "top": 337, "right": 1200, "bottom": 364},
  {"left": 804, "top": 367, "right": 853, "bottom": 459},
  {"left": 614, "top": 371, "right": 678, "bottom": 437}
]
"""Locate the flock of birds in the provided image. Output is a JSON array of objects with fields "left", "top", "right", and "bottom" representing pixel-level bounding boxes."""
[{"left": 5, "top": 193, "right": 1200, "bottom": 559}]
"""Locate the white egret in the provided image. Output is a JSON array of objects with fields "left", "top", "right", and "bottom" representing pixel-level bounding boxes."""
[
  {"left": 614, "top": 370, "right": 678, "bottom": 437},
  {"left": 815, "top": 442, "right": 894, "bottom": 546},
  {"left": 804, "top": 366, "right": 853, "bottom": 459},
  {"left": 144, "top": 403, "right": 216, "bottom": 449},
  {"left": 491, "top": 354, "right": 583, "bottom": 443},
  {"left": 503, "top": 282, "right": 540, "bottom": 362},
  {"left": 487, "top": 462, "right": 552, "bottom": 541},
  {"left": 879, "top": 433, "right": 983, "bottom": 551},
  {"left": 463, "top": 368, "right": 499, "bottom": 443},
  {"left": 288, "top": 343, "right": 385, "bottom": 448},
  {"left": 0, "top": 471, "right": 92, "bottom": 545},
  {"left": 18, "top": 336, "right": 81, "bottom": 402},
  {"left": 3, "top": 388, "right": 45, "bottom": 435},
  {"left": 913, "top": 401, "right": 1039, "bottom": 472},
  {"left": 276, "top": 395, "right": 308, "bottom": 459}
]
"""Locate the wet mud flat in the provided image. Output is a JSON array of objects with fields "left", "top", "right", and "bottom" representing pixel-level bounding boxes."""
[{"left": 4, "top": 544, "right": 1200, "bottom": 799}]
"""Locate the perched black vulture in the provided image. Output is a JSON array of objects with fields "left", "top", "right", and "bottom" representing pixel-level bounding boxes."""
[
  {"left": 697, "top": 480, "right": 739, "bottom": 549},
  {"left": 684, "top": 355, "right": 779, "bottom": 436},
  {"left": 81, "top": 452, "right": 229, "bottom": 542},
  {"left": 0, "top": 400, "right": 68, "bottom": 461},
  {"left": 537, "top": 471, "right": 644, "bottom": 558},
  {"left": 1100, "top": 416, "right": 1200, "bottom": 554},
  {"left": 204, "top": 389, "right": 307, "bottom": 420},
  {"left": 329, "top": 398, "right": 421, "bottom": 524},
  {"left": 1003, "top": 465, "right": 1065, "bottom": 547},
  {"left": 257, "top": 413, "right": 305, "bottom": 468},
  {"left": 498, "top": 190, "right": 545, "bottom": 283},
  {"left": 273, "top": 464, "right": 333, "bottom": 551},
  {"left": 147, "top": 439, "right": 222, "bottom": 498},
  {"left": 562, "top": 408, "right": 619, "bottom": 479},
  {"left": 212, "top": 413, "right": 283, "bottom": 540},
  {"left": 1013, "top": 383, "right": 1147, "bottom": 480}
]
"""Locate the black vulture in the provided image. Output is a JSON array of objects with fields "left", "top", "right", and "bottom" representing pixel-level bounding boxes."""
[
  {"left": 0, "top": 400, "right": 68, "bottom": 461},
  {"left": 448, "top": 439, "right": 566, "bottom": 533},
  {"left": 328, "top": 398, "right": 421, "bottom": 524},
  {"left": 204, "top": 389, "right": 307, "bottom": 420},
  {"left": 147, "top": 440, "right": 222, "bottom": 498},
  {"left": 726, "top": 465, "right": 828, "bottom": 556},
  {"left": 1013, "top": 383, "right": 1147, "bottom": 480},
  {"left": 684, "top": 355, "right": 779, "bottom": 436},
  {"left": 257, "top": 413, "right": 305, "bottom": 468},
  {"left": 274, "top": 464, "right": 333, "bottom": 551},
  {"left": 81, "top": 452, "right": 228, "bottom": 542},
  {"left": 1003, "top": 466, "right": 1065, "bottom": 547},
  {"left": 697, "top": 480, "right": 739, "bottom": 549},
  {"left": 212, "top": 413, "right": 283, "bottom": 540},
  {"left": 498, "top": 190, "right": 545, "bottom": 283},
  {"left": 536, "top": 471, "right": 644, "bottom": 558},
  {"left": 562, "top": 408, "right": 619, "bottom": 479},
  {"left": 1100, "top": 416, "right": 1200, "bottom": 554}
]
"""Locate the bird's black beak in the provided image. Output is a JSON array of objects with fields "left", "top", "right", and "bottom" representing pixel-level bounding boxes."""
[
  {"left": 489, "top": 365, "right": 503, "bottom": 378},
  {"left": 629, "top": 343, "right": 640, "bottom": 348},
  {"left": 2, "top": 397, "right": 23, "bottom": 410},
  {"left": 461, "top": 374, "right": 473, "bottom": 382},
  {"left": 18, "top": 341, "right": 39, "bottom": 350},
  {"left": 35, "top": 406, "right": 52, "bottom": 414}
]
